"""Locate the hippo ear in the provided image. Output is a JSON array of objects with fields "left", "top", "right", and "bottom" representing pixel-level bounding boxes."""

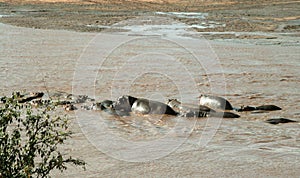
[{"left": 128, "top": 96, "right": 137, "bottom": 106}]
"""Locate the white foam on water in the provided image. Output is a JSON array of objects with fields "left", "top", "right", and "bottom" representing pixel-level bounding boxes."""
[
  {"left": 120, "top": 22, "right": 194, "bottom": 37},
  {"left": 86, "top": 24, "right": 111, "bottom": 29},
  {"left": 155, "top": 12, "right": 208, "bottom": 19},
  {"left": 86, "top": 13, "right": 225, "bottom": 38},
  {"left": 118, "top": 20, "right": 226, "bottom": 38},
  {"left": 0, "top": 14, "right": 11, "bottom": 18}
]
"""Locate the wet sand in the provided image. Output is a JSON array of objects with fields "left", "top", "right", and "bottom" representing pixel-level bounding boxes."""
[
  {"left": 0, "top": 0, "right": 299, "bottom": 33},
  {"left": 0, "top": 0, "right": 300, "bottom": 177}
]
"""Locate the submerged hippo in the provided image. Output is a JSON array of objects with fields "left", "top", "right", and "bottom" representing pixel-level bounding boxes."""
[
  {"left": 167, "top": 99, "right": 215, "bottom": 114},
  {"left": 199, "top": 94, "right": 234, "bottom": 110},
  {"left": 114, "top": 95, "right": 178, "bottom": 116},
  {"left": 265, "top": 118, "right": 297, "bottom": 125},
  {"left": 98, "top": 100, "right": 115, "bottom": 110},
  {"left": 81, "top": 100, "right": 115, "bottom": 111},
  {"left": 17, "top": 92, "right": 44, "bottom": 103},
  {"left": 167, "top": 98, "right": 213, "bottom": 117},
  {"left": 199, "top": 94, "right": 281, "bottom": 112},
  {"left": 167, "top": 99, "right": 240, "bottom": 118},
  {"left": 236, "top": 105, "right": 282, "bottom": 112},
  {"left": 88, "top": 100, "right": 129, "bottom": 116},
  {"left": 114, "top": 95, "right": 137, "bottom": 113}
]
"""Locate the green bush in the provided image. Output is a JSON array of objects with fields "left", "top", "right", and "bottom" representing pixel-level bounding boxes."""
[{"left": 0, "top": 94, "right": 85, "bottom": 177}]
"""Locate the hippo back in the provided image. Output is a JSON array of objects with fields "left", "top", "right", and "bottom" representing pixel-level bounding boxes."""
[
  {"left": 132, "top": 98, "right": 178, "bottom": 115},
  {"left": 199, "top": 94, "right": 233, "bottom": 110}
]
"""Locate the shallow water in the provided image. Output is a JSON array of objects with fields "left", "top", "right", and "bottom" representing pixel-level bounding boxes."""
[
  {"left": 86, "top": 15, "right": 226, "bottom": 34},
  {"left": 1, "top": 18, "right": 300, "bottom": 176},
  {"left": 155, "top": 12, "right": 208, "bottom": 19}
]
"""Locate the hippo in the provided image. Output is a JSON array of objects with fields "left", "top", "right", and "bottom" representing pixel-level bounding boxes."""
[
  {"left": 114, "top": 95, "right": 137, "bottom": 113},
  {"left": 199, "top": 94, "right": 281, "bottom": 113},
  {"left": 167, "top": 99, "right": 214, "bottom": 113},
  {"left": 209, "top": 111, "right": 240, "bottom": 118},
  {"left": 79, "top": 99, "right": 130, "bottom": 116},
  {"left": 167, "top": 99, "right": 216, "bottom": 113},
  {"left": 98, "top": 100, "right": 115, "bottom": 110},
  {"left": 255, "top": 105, "right": 281, "bottom": 111},
  {"left": 265, "top": 118, "right": 296, "bottom": 125},
  {"left": 17, "top": 92, "right": 44, "bottom": 103},
  {"left": 236, "top": 105, "right": 282, "bottom": 112},
  {"left": 199, "top": 94, "right": 234, "bottom": 110},
  {"left": 114, "top": 95, "right": 178, "bottom": 116},
  {"left": 63, "top": 104, "right": 77, "bottom": 111},
  {"left": 81, "top": 100, "right": 114, "bottom": 111},
  {"left": 98, "top": 100, "right": 130, "bottom": 116},
  {"left": 167, "top": 99, "right": 240, "bottom": 118}
]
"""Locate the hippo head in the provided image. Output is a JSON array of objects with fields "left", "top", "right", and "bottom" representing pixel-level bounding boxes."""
[
  {"left": 98, "top": 100, "right": 114, "bottom": 110},
  {"left": 114, "top": 95, "right": 137, "bottom": 112},
  {"left": 167, "top": 99, "right": 180, "bottom": 108}
]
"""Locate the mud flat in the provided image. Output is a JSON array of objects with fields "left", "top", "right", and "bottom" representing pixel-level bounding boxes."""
[
  {"left": 0, "top": 0, "right": 300, "bottom": 177},
  {"left": 0, "top": 0, "right": 299, "bottom": 33}
]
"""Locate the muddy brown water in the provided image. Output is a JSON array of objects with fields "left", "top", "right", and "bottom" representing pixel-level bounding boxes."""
[{"left": 1, "top": 17, "right": 300, "bottom": 177}]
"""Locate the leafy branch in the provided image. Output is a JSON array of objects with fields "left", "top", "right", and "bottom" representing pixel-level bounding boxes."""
[{"left": 0, "top": 94, "right": 85, "bottom": 178}]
